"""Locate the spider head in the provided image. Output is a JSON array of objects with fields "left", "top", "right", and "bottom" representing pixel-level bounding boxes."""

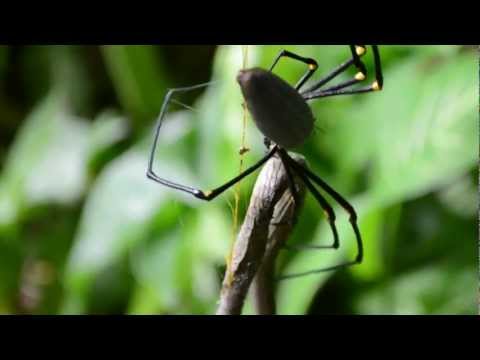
[{"left": 236, "top": 68, "right": 268, "bottom": 94}]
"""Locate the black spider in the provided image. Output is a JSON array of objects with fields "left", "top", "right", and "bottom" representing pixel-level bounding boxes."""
[{"left": 147, "top": 45, "right": 383, "bottom": 280}]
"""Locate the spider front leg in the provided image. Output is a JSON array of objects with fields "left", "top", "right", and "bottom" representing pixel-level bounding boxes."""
[
  {"left": 193, "top": 146, "right": 279, "bottom": 201},
  {"left": 301, "top": 45, "right": 368, "bottom": 95},
  {"left": 148, "top": 146, "right": 277, "bottom": 201},
  {"left": 303, "top": 45, "right": 384, "bottom": 100},
  {"left": 269, "top": 49, "right": 319, "bottom": 90},
  {"left": 147, "top": 84, "right": 280, "bottom": 201}
]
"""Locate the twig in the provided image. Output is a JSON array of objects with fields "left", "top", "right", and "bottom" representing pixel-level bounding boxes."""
[
  {"left": 216, "top": 153, "right": 306, "bottom": 315},
  {"left": 250, "top": 165, "right": 306, "bottom": 315}
]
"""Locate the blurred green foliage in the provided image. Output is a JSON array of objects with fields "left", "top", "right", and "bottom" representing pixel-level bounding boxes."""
[{"left": 0, "top": 45, "right": 477, "bottom": 315}]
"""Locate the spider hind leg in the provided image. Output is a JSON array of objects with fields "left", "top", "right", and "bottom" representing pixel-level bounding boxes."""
[{"left": 277, "top": 151, "right": 363, "bottom": 281}]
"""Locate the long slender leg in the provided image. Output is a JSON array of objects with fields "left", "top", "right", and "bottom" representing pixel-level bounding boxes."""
[
  {"left": 276, "top": 153, "right": 363, "bottom": 281},
  {"left": 303, "top": 46, "right": 384, "bottom": 100},
  {"left": 279, "top": 149, "right": 339, "bottom": 249},
  {"left": 278, "top": 150, "right": 301, "bottom": 207},
  {"left": 147, "top": 83, "right": 214, "bottom": 196},
  {"left": 278, "top": 258, "right": 360, "bottom": 281},
  {"left": 148, "top": 145, "right": 278, "bottom": 201},
  {"left": 300, "top": 45, "right": 368, "bottom": 94},
  {"left": 314, "top": 44, "right": 369, "bottom": 92},
  {"left": 267, "top": 155, "right": 300, "bottom": 228},
  {"left": 269, "top": 49, "right": 318, "bottom": 90},
  {"left": 286, "top": 155, "right": 363, "bottom": 262},
  {"left": 147, "top": 82, "right": 279, "bottom": 201},
  {"left": 195, "top": 146, "right": 278, "bottom": 200},
  {"left": 278, "top": 149, "right": 339, "bottom": 251},
  {"left": 269, "top": 164, "right": 337, "bottom": 249}
]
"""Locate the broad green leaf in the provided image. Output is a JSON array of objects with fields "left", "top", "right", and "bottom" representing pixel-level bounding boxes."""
[
  {"left": 326, "top": 49, "right": 476, "bottom": 206},
  {"left": 87, "top": 110, "right": 130, "bottom": 174},
  {"left": 61, "top": 109, "right": 200, "bottom": 312},
  {"left": 370, "top": 52, "right": 477, "bottom": 204},
  {"left": 88, "top": 110, "right": 129, "bottom": 158},
  {"left": 0, "top": 90, "right": 90, "bottom": 229},
  {"left": 128, "top": 207, "right": 228, "bottom": 315}
]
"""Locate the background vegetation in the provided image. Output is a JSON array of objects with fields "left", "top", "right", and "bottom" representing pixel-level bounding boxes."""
[{"left": 0, "top": 45, "right": 477, "bottom": 315}]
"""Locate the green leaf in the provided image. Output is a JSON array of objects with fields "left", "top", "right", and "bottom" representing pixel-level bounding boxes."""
[
  {"left": 61, "top": 109, "right": 200, "bottom": 312},
  {"left": 89, "top": 110, "right": 129, "bottom": 154},
  {"left": 87, "top": 110, "right": 130, "bottom": 173},
  {"left": 327, "top": 49, "right": 477, "bottom": 206},
  {"left": 371, "top": 52, "right": 476, "bottom": 204},
  {"left": 0, "top": 90, "right": 90, "bottom": 229}
]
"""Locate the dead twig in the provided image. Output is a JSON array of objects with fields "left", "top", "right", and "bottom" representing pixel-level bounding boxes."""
[{"left": 216, "top": 153, "right": 306, "bottom": 315}]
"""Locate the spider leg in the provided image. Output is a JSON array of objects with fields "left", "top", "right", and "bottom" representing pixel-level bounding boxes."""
[
  {"left": 278, "top": 150, "right": 302, "bottom": 207},
  {"left": 276, "top": 152, "right": 363, "bottom": 281},
  {"left": 278, "top": 150, "right": 340, "bottom": 253},
  {"left": 194, "top": 146, "right": 278, "bottom": 201},
  {"left": 267, "top": 155, "right": 301, "bottom": 228},
  {"left": 269, "top": 49, "right": 319, "bottom": 90},
  {"left": 147, "top": 82, "right": 214, "bottom": 196},
  {"left": 147, "top": 82, "right": 279, "bottom": 201},
  {"left": 301, "top": 45, "right": 368, "bottom": 94},
  {"left": 303, "top": 45, "right": 384, "bottom": 100},
  {"left": 288, "top": 156, "right": 363, "bottom": 262}
]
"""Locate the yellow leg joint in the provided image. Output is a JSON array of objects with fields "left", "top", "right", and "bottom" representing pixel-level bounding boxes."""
[
  {"left": 355, "top": 72, "right": 366, "bottom": 81},
  {"left": 372, "top": 81, "right": 382, "bottom": 91},
  {"left": 355, "top": 46, "right": 366, "bottom": 56}
]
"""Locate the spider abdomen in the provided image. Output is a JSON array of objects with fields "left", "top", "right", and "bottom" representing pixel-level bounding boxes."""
[{"left": 237, "top": 68, "right": 315, "bottom": 149}]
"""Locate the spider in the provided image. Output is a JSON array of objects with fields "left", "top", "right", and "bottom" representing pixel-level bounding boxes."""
[{"left": 147, "top": 45, "right": 383, "bottom": 280}]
